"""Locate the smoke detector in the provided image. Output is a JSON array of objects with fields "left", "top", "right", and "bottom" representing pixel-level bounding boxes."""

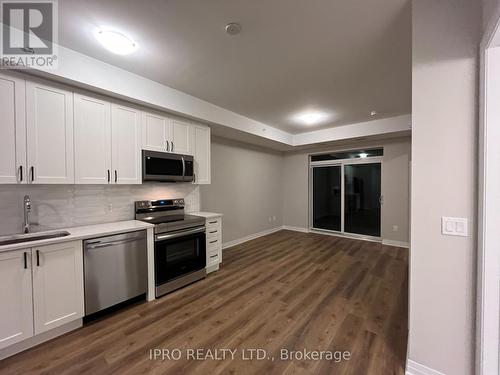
[{"left": 225, "top": 23, "right": 242, "bottom": 35}]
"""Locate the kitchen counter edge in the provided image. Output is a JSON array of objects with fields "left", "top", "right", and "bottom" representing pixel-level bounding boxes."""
[{"left": 0, "top": 220, "right": 154, "bottom": 253}]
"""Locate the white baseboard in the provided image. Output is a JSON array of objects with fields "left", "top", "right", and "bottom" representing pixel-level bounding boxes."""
[
  {"left": 282, "top": 225, "right": 310, "bottom": 233},
  {"left": 406, "top": 360, "right": 445, "bottom": 375},
  {"left": 222, "top": 225, "right": 410, "bottom": 251},
  {"left": 222, "top": 226, "right": 283, "bottom": 249},
  {"left": 382, "top": 239, "right": 410, "bottom": 248}
]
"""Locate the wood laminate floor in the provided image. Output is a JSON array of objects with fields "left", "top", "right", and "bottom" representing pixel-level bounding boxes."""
[{"left": 0, "top": 230, "right": 408, "bottom": 375}]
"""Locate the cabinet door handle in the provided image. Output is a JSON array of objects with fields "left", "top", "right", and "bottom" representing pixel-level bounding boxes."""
[
  {"left": 209, "top": 239, "right": 218, "bottom": 244},
  {"left": 209, "top": 230, "right": 217, "bottom": 234},
  {"left": 107, "top": 169, "right": 110, "bottom": 182},
  {"left": 166, "top": 141, "right": 170, "bottom": 152},
  {"left": 23, "top": 252, "right": 27, "bottom": 269},
  {"left": 30, "top": 166, "right": 34, "bottom": 182},
  {"left": 193, "top": 173, "right": 196, "bottom": 183},
  {"left": 19, "top": 166, "right": 23, "bottom": 182},
  {"left": 208, "top": 221, "right": 217, "bottom": 224},
  {"left": 36, "top": 250, "right": 40, "bottom": 267},
  {"left": 171, "top": 141, "right": 174, "bottom": 152},
  {"left": 114, "top": 170, "right": 118, "bottom": 183}
]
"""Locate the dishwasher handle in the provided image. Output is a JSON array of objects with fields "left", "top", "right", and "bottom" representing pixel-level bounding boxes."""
[{"left": 85, "top": 237, "right": 142, "bottom": 250}]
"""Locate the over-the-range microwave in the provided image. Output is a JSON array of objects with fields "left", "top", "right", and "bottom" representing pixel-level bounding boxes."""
[{"left": 142, "top": 150, "right": 194, "bottom": 182}]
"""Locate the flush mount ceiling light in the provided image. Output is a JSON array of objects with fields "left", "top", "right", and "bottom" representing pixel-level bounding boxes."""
[
  {"left": 293, "top": 110, "right": 331, "bottom": 125},
  {"left": 370, "top": 110, "right": 378, "bottom": 116},
  {"left": 95, "top": 30, "right": 138, "bottom": 55},
  {"left": 359, "top": 152, "right": 369, "bottom": 158}
]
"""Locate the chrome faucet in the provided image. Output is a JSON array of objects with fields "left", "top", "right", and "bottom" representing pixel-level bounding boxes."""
[{"left": 23, "top": 195, "right": 31, "bottom": 233}]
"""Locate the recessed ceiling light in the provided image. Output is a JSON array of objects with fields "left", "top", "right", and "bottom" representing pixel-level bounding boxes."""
[
  {"left": 95, "top": 30, "right": 138, "bottom": 55},
  {"left": 225, "top": 23, "right": 242, "bottom": 35},
  {"left": 293, "top": 110, "right": 331, "bottom": 125}
]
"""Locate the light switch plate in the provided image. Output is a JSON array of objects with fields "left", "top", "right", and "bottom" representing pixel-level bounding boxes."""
[{"left": 441, "top": 217, "right": 468, "bottom": 237}]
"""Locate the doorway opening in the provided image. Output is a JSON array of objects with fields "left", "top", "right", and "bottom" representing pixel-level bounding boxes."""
[{"left": 309, "top": 148, "right": 383, "bottom": 240}]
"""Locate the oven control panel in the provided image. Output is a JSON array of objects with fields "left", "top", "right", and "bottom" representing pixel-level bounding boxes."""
[{"left": 135, "top": 198, "right": 185, "bottom": 211}]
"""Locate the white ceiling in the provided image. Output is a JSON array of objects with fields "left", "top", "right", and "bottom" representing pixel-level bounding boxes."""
[{"left": 58, "top": 0, "right": 411, "bottom": 134}]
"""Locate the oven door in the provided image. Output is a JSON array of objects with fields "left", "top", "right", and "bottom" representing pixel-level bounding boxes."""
[
  {"left": 142, "top": 150, "right": 184, "bottom": 182},
  {"left": 154, "top": 227, "right": 206, "bottom": 287}
]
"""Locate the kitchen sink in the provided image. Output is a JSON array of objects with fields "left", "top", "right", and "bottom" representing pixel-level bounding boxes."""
[{"left": 0, "top": 231, "right": 71, "bottom": 246}]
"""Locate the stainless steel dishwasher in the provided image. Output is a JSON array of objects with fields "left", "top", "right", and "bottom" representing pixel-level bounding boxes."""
[{"left": 83, "top": 230, "right": 147, "bottom": 315}]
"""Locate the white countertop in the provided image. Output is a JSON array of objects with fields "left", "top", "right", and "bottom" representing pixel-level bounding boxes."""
[
  {"left": 0, "top": 220, "right": 154, "bottom": 253},
  {"left": 191, "top": 211, "right": 224, "bottom": 219}
]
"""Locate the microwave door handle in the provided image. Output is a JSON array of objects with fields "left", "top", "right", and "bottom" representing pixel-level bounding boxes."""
[{"left": 181, "top": 156, "right": 185, "bottom": 177}]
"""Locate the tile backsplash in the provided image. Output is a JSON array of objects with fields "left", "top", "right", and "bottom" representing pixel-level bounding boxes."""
[{"left": 0, "top": 183, "right": 200, "bottom": 236}]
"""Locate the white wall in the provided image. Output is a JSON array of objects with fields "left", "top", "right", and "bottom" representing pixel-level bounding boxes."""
[
  {"left": 282, "top": 137, "right": 411, "bottom": 243},
  {"left": 0, "top": 183, "right": 199, "bottom": 236},
  {"left": 200, "top": 137, "right": 283, "bottom": 244},
  {"left": 410, "top": 0, "right": 480, "bottom": 374}
]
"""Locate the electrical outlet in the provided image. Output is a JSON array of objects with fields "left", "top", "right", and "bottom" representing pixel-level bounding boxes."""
[
  {"left": 108, "top": 203, "right": 113, "bottom": 212},
  {"left": 268, "top": 216, "right": 272, "bottom": 223},
  {"left": 392, "top": 225, "right": 398, "bottom": 232}
]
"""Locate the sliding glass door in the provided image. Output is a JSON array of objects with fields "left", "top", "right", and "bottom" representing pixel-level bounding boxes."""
[
  {"left": 310, "top": 158, "right": 382, "bottom": 238},
  {"left": 344, "top": 163, "right": 381, "bottom": 237},
  {"left": 312, "top": 166, "right": 342, "bottom": 231}
]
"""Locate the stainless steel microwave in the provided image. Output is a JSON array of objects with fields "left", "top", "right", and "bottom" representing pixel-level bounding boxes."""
[{"left": 142, "top": 150, "right": 194, "bottom": 182}]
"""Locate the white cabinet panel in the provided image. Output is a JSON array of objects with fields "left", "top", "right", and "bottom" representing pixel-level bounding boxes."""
[
  {"left": 74, "top": 94, "right": 112, "bottom": 184},
  {"left": 112, "top": 104, "right": 142, "bottom": 184},
  {"left": 0, "top": 74, "right": 26, "bottom": 184},
  {"left": 0, "top": 249, "right": 33, "bottom": 349},
  {"left": 141, "top": 111, "right": 168, "bottom": 152},
  {"left": 171, "top": 119, "right": 192, "bottom": 155},
  {"left": 32, "top": 241, "right": 84, "bottom": 335},
  {"left": 193, "top": 125, "right": 211, "bottom": 184},
  {"left": 26, "top": 81, "right": 74, "bottom": 184}
]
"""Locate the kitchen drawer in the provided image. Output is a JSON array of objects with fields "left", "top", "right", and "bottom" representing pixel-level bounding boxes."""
[
  {"left": 207, "top": 251, "right": 220, "bottom": 266},
  {"left": 207, "top": 227, "right": 221, "bottom": 240},
  {"left": 206, "top": 217, "right": 221, "bottom": 229},
  {"left": 207, "top": 229, "right": 222, "bottom": 244},
  {"left": 207, "top": 236, "right": 221, "bottom": 250}
]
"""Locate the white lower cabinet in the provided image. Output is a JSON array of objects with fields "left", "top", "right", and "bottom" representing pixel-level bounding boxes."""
[
  {"left": 32, "top": 241, "right": 84, "bottom": 334},
  {"left": 0, "top": 241, "right": 84, "bottom": 350},
  {"left": 204, "top": 216, "right": 222, "bottom": 273},
  {"left": 0, "top": 249, "right": 33, "bottom": 350}
]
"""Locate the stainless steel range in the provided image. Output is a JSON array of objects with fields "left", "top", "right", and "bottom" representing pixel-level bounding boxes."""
[{"left": 135, "top": 198, "right": 206, "bottom": 297}]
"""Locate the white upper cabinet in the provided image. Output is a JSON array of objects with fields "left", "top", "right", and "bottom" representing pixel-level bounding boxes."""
[
  {"left": 26, "top": 80, "right": 74, "bottom": 184},
  {"left": 74, "top": 93, "right": 112, "bottom": 184},
  {"left": 141, "top": 112, "right": 193, "bottom": 155},
  {"left": 171, "top": 119, "right": 192, "bottom": 155},
  {"left": 0, "top": 249, "right": 34, "bottom": 350},
  {"left": 192, "top": 125, "right": 211, "bottom": 184},
  {"left": 111, "top": 103, "right": 142, "bottom": 184},
  {"left": 32, "top": 241, "right": 84, "bottom": 335},
  {"left": 141, "top": 111, "right": 168, "bottom": 152},
  {"left": 0, "top": 73, "right": 26, "bottom": 184},
  {"left": 0, "top": 73, "right": 212, "bottom": 186}
]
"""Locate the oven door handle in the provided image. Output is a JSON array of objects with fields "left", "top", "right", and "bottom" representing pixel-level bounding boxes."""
[{"left": 155, "top": 227, "right": 205, "bottom": 241}]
